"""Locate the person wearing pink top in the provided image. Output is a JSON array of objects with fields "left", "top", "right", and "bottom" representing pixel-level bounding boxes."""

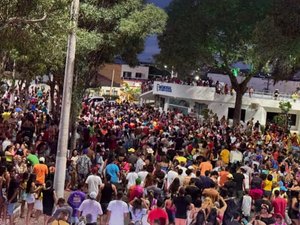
[{"left": 128, "top": 178, "right": 144, "bottom": 202}]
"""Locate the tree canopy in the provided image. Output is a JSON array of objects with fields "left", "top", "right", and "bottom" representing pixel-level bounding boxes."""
[{"left": 157, "top": 0, "right": 300, "bottom": 125}]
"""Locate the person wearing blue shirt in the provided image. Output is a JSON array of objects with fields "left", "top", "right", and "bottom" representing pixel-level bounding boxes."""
[{"left": 105, "top": 157, "right": 120, "bottom": 185}]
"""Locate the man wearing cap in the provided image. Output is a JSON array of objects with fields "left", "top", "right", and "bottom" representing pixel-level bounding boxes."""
[
  {"left": 33, "top": 156, "right": 48, "bottom": 185},
  {"left": 78, "top": 191, "right": 103, "bottom": 225}
]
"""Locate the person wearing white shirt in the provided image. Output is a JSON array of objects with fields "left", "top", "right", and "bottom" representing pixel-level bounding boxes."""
[
  {"left": 241, "top": 168, "right": 250, "bottom": 191},
  {"left": 165, "top": 168, "right": 178, "bottom": 189},
  {"left": 2, "top": 137, "right": 12, "bottom": 152},
  {"left": 126, "top": 168, "right": 139, "bottom": 189},
  {"left": 137, "top": 169, "right": 148, "bottom": 186},
  {"left": 78, "top": 192, "right": 103, "bottom": 224},
  {"left": 135, "top": 154, "right": 145, "bottom": 173},
  {"left": 241, "top": 191, "right": 252, "bottom": 218},
  {"left": 230, "top": 148, "right": 243, "bottom": 164},
  {"left": 85, "top": 167, "right": 102, "bottom": 196},
  {"left": 107, "top": 192, "right": 129, "bottom": 225}
]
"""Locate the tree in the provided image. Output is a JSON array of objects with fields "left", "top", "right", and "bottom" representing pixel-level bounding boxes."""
[
  {"left": 0, "top": 0, "right": 69, "bottom": 111},
  {"left": 157, "top": 0, "right": 300, "bottom": 125},
  {"left": 68, "top": 0, "right": 167, "bottom": 148}
]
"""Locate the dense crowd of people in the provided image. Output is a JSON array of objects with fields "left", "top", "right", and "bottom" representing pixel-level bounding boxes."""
[
  {"left": 0, "top": 85, "right": 300, "bottom": 225},
  {"left": 141, "top": 77, "right": 217, "bottom": 93}
]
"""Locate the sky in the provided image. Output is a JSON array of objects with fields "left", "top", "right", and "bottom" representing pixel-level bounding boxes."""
[{"left": 138, "top": 0, "right": 172, "bottom": 62}]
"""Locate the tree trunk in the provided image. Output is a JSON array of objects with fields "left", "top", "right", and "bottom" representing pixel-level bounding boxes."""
[
  {"left": 233, "top": 86, "right": 243, "bottom": 126},
  {"left": 227, "top": 73, "right": 251, "bottom": 127}
]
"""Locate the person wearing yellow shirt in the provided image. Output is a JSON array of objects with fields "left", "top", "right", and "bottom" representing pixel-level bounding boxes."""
[
  {"left": 220, "top": 148, "right": 230, "bottom": 165},
  {"left": 263, "top": 174, "right": 273, "bottom": 197},
  {"left": 264, "top": 132, "right": 272, "bottom": 145},
  {"left": 51, "top": 210, "right": 70, "bottom": 225},
  {"left": 2, "top": 111, "right": 11, "bottom": 121}
]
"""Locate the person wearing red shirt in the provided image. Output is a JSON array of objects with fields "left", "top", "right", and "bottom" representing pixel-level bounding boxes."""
[
  {"left": 272, "top": 190, "right": 287, "bottom": 218},
  {"left": 147, "top": 199, "right": 168, "bottom": 225}
]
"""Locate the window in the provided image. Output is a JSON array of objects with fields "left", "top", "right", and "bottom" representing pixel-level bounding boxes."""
[
  {"left": 135, "top": 73, "right": 142, "bottom": 79},
  {"left": 123, "top": 71, "right": 132, "bottom": 78}
]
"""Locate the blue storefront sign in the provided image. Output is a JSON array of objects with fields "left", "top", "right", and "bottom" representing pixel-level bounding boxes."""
[{"left": 157, "top": 84, "right": 172, "bottom": 93}]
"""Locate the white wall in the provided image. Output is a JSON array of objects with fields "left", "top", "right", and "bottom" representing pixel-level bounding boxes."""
[
  {"left": 153, "top": 82, "right": 215, "bottom": 100},
  {"left": 121, "top": 65, "right": 149, "bottom": 80}
]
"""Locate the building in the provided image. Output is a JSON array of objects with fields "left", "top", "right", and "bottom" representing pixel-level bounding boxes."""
[
  {"left": 140, "top": 81, "right": 300, "bottom": 132},
  {"left": 96, "top": 63, "right": 149, "bottom": 96}
]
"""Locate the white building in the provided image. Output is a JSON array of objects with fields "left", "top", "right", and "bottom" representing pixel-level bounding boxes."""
[{"left": 140, "top": 81, "right": 300, "bottom": 132}]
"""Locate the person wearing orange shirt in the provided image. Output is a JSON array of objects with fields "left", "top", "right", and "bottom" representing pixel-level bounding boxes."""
[
  {"left": 219, "top": 167, "right": 230, "bottom": 187},
  {"left": 33, "top": 157, "right": 49, "bottom": 185},
  {"left": 199, "top": 159, "right": 213, "bottom": 176}
]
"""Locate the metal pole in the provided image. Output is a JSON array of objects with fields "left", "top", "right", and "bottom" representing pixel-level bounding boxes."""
[
  {"left": 110, "top": 69, "right": 115, "bottom": 97},
  {"left": 53, "top": 0, "right": 80, "bottom": 198}
]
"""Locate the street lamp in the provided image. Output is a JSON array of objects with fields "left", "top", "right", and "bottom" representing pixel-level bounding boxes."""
[{"left": 195, "top": 75, "right": 200, "bottom": 81}]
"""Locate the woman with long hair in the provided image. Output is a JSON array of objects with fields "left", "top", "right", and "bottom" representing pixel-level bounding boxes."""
[
  {"left": 195, "top": 197, "right": 218, "bottom": 225},
  {"left": 144, "top": 173, "right": 155, "bottom": 189},
  {"left": 168, "top": 177, "right": 181, "bottom": 197},
  {"left": 288, "top": 191, "right": 300, "bottom": 225},
  {"left": 19, "top": 172, "right": 29, "bottom": 218},
  {"left": 25, "top": 173, "right": 42, "bottom": 225},
  {"left": 129, "top": 197, "right": 148, "bottom": 225},
  {"left": 42, "top": 180, "right": 57, "bottom": 225}
]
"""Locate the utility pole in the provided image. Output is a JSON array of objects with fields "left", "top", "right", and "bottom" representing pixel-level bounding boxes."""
[
  {"left": 54, "top": 0, "right": 80, "bottom": 198},
  {"left": 110, "top": 69, "right": 115, "bottom": 98}
]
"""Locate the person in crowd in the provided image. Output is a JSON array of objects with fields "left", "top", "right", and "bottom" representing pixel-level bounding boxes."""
[
  {"left": 33, "top": 156, "right": 48, "bottom": 185},
  {"left": 272, "top": 190, "right": 287, "bottom": 219},
  {"left": 67, "top": 183, "right": 86, "bottom": 225},
  {"left": 77, "top": 151, "right": 92, "bottom": 184},
  {"left": 19, "top": 172, "right": 29, "bottom": 218},
  {"left": 147, "top": 199, "right": 169, "bottom": 225},
  {"left": 128, "top": 197, "right": 148, "bottom": 225},
  {"left": 78, "top": 191, "right": 103, "bottom": 225},
  {"left": 51, "top": 210, "right": 70, "bottom": 225},
  {"left": 128, "top": 178, "right": 144, "bottom": 202},
  {"left": 25, "top": 173, "right": 43, "bottom": 225},
  {"left": 1, "top": 85, "right": 300, "bottom": 225},
  {"left": 6, "top": 169, "right": 19, "bottom": 225},
  {"left": 173, "top": 187, "right": 191, "bottom": 225},
  {"left": 106, "top": 191, "right": 129, "bottom": 225},
  {"left": 50, "top": 198, "right": 73, "bottom": 225},
  {"left": 85, "top": 166, "right": 102, "bottom": 196},
  {"left": 99, "top": 174, "right": 117, "bottom": 224},
  {"left": 42, "top": 180, "right": 57, "bottom": 225}
]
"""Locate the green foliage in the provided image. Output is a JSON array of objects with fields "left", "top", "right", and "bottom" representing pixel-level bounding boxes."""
[
  {"left": 157, "top": 0, "right": 300, "bottom": 125},
  {"left": 0, "top": 0, "right": 69, "bottom": 81},
  {"left": 158, "top": 0, "right": 269, "bottom": 75},
  {"left": 253, "top": 0, "right": 300, "bottom": 81},
  {"left": 274, "top": 114, "right": 287, "bottom": 128},
  {"left": 78, "top": 0, "right": 167, "bottom": 67},
  {"left": 120, "top": 82, "right": 141, "bottom": 102},
  {"left": 279, "top": 101, "right": 292, "bottom": 113}
]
